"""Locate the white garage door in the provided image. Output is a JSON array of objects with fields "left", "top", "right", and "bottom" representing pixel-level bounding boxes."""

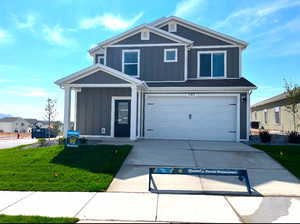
[{"left": 144, "top": 95, "right": 238, "bottom": 141}]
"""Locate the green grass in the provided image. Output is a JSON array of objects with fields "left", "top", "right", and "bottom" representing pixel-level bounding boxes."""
[
  {"left": 0, "top": 214, "right": 78, "bottom": 223},
  {"left": 252, "top": 144, "right": 300, "bottom": 179},
  {"left": 0, "top": 144, "right": 132, "bottom": 191}
]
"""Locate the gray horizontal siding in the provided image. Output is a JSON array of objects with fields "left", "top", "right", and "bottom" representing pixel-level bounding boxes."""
[
  {"left": 76, "top": 88, "right": 131, "bottom": 135},
  {"left": 72, "top": 70, "right": 129, "bottom": 84},
  {"left": 188, "top": 47, "right": 240, "bottom": 79},
  {"left": 113, "top": 32, "right": 176, "bottom": 45},
  {"left": 161, "top": 24, "right": 232, "bottom": 46},
  {"left": 107, "top": 46, "right": 185, "bottom": 81}
]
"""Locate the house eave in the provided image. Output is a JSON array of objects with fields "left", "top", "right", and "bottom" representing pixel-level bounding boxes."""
[{"left": 145, "top": 86, "right": 257, "bottom": 92}]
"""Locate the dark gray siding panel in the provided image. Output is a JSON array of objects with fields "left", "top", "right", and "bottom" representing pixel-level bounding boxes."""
[
  {"left": 114, "top": 32, "right": 176, "bottom": 45},
  {"left": 240, "top": 92, "right": 247, "bottom": 139},
  {"left": 188, "top": 47, "right": 240, "bottom": 79},
  {"left": 161, "top": 24, "right": 231, "bottom": 46},
  {"left": 107, "top": 46, "right": 185, "bottom": 81},
  {"left": 76, "top": 88, "right": 131, "bottom": 135},
  {"left": 72, "top": 70, "right": 129, "bottom": 84}
]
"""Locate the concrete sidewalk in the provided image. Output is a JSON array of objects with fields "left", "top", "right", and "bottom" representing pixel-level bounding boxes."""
[
  {"left": 0, "top": 138, "right": 37, "bottom": 149},
  {"left": 0, "top": 191, "right": 300, "bottom": 223}
]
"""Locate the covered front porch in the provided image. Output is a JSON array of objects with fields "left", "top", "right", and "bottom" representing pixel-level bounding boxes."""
[{"left": 55, "top": 64, "right": 145, "bottom": 141}]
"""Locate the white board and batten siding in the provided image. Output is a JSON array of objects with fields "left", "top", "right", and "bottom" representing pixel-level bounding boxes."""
[{"left": 144, "top": 94, "right": 240, "bottom": 141}]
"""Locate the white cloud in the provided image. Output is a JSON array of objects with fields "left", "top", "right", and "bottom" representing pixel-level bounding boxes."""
[
  {"left": 79, "top": 12, "right": 143, "bottom": 31},
  {"left": 214, "top": 0, "right": 300, "bottom": 32},
  {"left": 0, "top": 29, "right": 13, "bottom": 44},
  {"left": 7, "top": 87, "right": 48, "bottom": 97},
  {"left": 15, "top": 14, "right": 36, "bottom": 29},
  {"left": 174, "top": 0, "right": 203, "bottom": 17},
  {"left": 42, "top": 25, "right": 75, "bottom": 47}
]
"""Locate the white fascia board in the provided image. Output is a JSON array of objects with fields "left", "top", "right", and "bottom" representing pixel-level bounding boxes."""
[
  {"left": 54, "top": 64, "right": 144, "bottom": 87},
  {"left": 154, "top": 16, "right": 248, "bottom": 48},
  {"left": 89, "top": 24, "right": 193, "bottom": 54},
  {"left": 145, "top": 86, "right": 257, "bottom": 92}
]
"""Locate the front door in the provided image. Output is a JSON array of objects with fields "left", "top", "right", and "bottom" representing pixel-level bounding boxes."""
[{"left": 114, "top": 100, "right": 131, "bottom": 137}]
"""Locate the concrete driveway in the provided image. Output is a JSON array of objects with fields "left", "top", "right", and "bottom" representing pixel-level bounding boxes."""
[{"left": 108, "top": 140, "right": 300, "bottom": 196}]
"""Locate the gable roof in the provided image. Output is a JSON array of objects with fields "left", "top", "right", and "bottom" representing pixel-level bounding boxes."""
[
  {"left": 251, "top": 92, "right": 288, "bottom": 108},
  {"left": 24, "top": 119, "right": 38, "bottom": 125},
  {"left": 89, "top": 24, "right": 193, "bottom": 54},
  {"left": 55, "top": 64, "right": 144, "bottom": 86},
  {"left": 153, "top": 16, "right": 248, "bottom": 48},
  {"left": 0, "top": 117, "right": 22, "bottom": 123}
]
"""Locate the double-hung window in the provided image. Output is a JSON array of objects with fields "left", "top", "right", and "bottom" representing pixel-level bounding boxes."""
[
  {"left": 198, "top": 51, "right": 226, "bottom": 78},
  {"left": 274, "top": 107, "right": 280, "bottom": 124},
  {"left": 122, "top": 50, "right": 140, "bottom": 77},
  {"left": 264, "top": 109, "right": 268, "bottom": 124}
]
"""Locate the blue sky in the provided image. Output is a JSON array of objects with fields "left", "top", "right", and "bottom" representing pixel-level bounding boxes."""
[{"left": 0, "top": 0, "right": 300, "bottom": 121}]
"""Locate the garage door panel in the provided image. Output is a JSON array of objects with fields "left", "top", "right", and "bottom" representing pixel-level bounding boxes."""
[{"left": 145, "top": 95, "right": 238, "bottom": 141}]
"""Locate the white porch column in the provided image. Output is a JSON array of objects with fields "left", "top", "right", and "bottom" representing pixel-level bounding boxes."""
[
  {"left": 130, "top": 85, "right": 137, "bottom": 140},
  {"left": 63, "top": 86, "right": 71, "bottom": 137}
]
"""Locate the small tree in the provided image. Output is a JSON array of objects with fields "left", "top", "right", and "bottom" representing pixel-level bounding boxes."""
[
  {"left": 284, "top": 80, "right": 300, "bottom": 132},
  {"left": 44, "top": 98, "right": 57, "bottom": 140}
]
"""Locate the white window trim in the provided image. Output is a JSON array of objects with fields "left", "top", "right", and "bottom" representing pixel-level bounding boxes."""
[
  {"left": 164, "top": 48, "right": 178, "bottom": 63},
  {"left": 96, "top": 55, "right": 105, "bottom": 65},
  {"left": 197, "top": 51, "right": 227, "bottom": 79},
  {"left": 141, "top": 29, "right": 150, "bottom": 40},
  {"left": 264, "top": 109, "right": 268, "bottom": 123},
  {"left": 168, "top": 22, "right": 177, "bottom": 32},
  {"left": 122, "top": 49, "right": 140, "bottom": 78}
]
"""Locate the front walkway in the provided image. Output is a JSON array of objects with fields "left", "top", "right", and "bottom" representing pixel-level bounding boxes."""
[
  {"left": 0, "top": 191, "right": 300, "bottom": 223},
  {"left": 108, "top": 140, "right": 300, "bottom": 196},
  {"left": 0, "top": 138, "right": 37, "bottom": 149}
]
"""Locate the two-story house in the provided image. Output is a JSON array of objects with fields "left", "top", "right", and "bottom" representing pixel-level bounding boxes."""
[{"left": 55, "top": 16, "right": 256, "bottom": 142}]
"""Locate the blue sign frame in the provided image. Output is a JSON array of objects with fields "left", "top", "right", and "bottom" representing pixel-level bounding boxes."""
[
  {"left": 66, "top": 130, "right": 80, "bottom": 147},
  {"left": 149, "top": 167, "right": 252, "bottom": 195}
]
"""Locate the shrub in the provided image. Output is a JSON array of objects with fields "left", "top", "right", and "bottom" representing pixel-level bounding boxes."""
[
  {"left": 38, "top": 138, "right": 47, "bottom": 146},
  {"left": 259, "top": 130, "right": 271, "bottom": 143},
  {"left": 288, "top": 131, "right": 300, "bottom": 144},
  {"left": 58, "top": 137, "right": 66, "bottom": 145},
  {"left": 79, "top": 137, "right": 87, "bottom": 144}
]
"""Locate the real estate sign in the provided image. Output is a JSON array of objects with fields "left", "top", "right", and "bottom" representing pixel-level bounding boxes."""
[{"left": 66, "top": 130, "right": 80, "bottom": 147}]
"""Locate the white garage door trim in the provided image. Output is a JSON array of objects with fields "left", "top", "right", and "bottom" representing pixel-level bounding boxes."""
[{"left": 144, "top": 93, "right": 240, "bottom": 142}]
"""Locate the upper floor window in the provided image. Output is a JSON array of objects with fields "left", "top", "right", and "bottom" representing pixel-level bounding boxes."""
[
  {"left": 122, "top": 50, "right": 140, "bottom": 77},
  {"left": 168, "top": 22, "right": 177, "bottom": 32},
  {"left": 164, "top": 48, "right": 177, "bottom": 62},
  {"left": 96, "top": 54, "right": 105, "bottom": 65},
  {"left": 197, "top": 51, "right": 226, "bottom": 78},
  {"left": 274, "top": 107, "right": 280, "bottom": 124}
]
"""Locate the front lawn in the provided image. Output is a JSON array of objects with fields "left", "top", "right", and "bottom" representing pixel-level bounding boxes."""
[
  {"left": 0, "top": 144, "right": 131, "bottom": 191},
  {"left": 252, "top": 145, "right": 300, "bottom": 179},
  {"left": 0, "top": 215, "right": 78, "bottom": 223}
]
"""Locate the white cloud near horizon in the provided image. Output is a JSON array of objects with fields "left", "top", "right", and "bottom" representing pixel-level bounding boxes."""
[
  {"left": 15, "top": 14, "right": 36, "bottom": 29},
  {"left": 174, "top": 0, "right": 203, "bottom": 17},
  {"left": 0, "top": 29, "right": 13, "bottom": 44},
  {"left": 214, "top": 0, "right": 300, "bottom": 32},
  {"left": 79, "top": 12, "right": 144, "bottom": 31},
  {"left": 7, "top": 87, "right": 49, "bottom": 97},
  {"left": 42, "top": 25, "right": 76, "bottom": 47}
]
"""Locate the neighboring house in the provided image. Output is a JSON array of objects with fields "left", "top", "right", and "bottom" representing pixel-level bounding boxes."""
[
  {"left": 0, "top": 117, "right": 31, "bottom": 133},
  {"left": 55, "top": 16, "right": 256, "bottom": 142},
  {"left": 251, "top": 92, "right": 300, "bottom": 132},
  {"left": 24, "top": 119, "right": 39, "bottom": 129}
]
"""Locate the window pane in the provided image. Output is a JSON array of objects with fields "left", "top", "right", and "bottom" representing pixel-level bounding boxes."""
[
  {"left": 99, "top": 57, "right": 104, "bottom": 64},
  {"left": 213, "top": 53, "right": 224, "bottom": 77},
  {"left": 166, "top": 50, "right": 176, "bottom": 61},
  {"left": 200, "top": 53, "right": 211, "bottom": 77},
  {"left": 124, "top": 52, "right": 138, "bottom": 63},
  {"left": 124, "top": 64, "right": 138, "bottom": 76},
  {"left": 118, "top": 102, "right": 129, "bottom": 124}
]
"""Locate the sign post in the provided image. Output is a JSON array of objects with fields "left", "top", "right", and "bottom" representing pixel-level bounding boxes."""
[{"left": 66, "top": 130, "right": 80, "bottom": 147}]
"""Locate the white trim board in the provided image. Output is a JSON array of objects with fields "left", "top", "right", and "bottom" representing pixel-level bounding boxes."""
[{"left": 107, "top": 43, "right": 185, "bottom": 47}]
